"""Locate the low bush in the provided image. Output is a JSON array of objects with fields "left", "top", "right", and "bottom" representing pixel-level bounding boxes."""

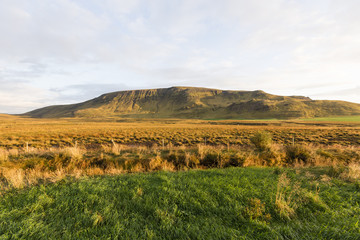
[
  {"left": 250, "top": 131, "right": 272, "bottom": 152},
  {"left": 259, "top": 149, "right": 282, "bottom": 166},
  {"left": 285, "top": 144, "right": 312, "bottom": 165},
  {"left": 166, "top": 153, "right": 187, "bottom": 170},
  {"left": 227, "top": 152, "right": 246, "bottom": 167},
  {"left": 185, "top": 152, "right": 199, "bottom": 168},
  {"left": 200, "top": 152, "right": 219, "bottom": 167}
]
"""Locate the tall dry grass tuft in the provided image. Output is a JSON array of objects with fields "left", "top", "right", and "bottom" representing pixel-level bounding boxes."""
[
  {"left": 243, "top": 153, "right": 263, "bottom": 167},
  {"left": 111, "top": 140, "right": 124, "bottom": 155},
  {"left": 340, "top": 163, "right": 360, "bottom": 182},
  {"left": 0, "top": 148, "right": 8, "bottom": 162},
  {"left": 105, "top": 166, "right": 125, "bottom": 175},
  {"left": 86, "top": 167, "right": 105, "bottom": 176},
  {"left": 25, "top": 168, "right": 48, "bottom": 185},
  {"left": 8, "top": 149, "right": 20, "bottom": 158},
  {"left": 275, "top": 173, "right": 300, "bottom": 220},
  {"left": 137, "top": 146, "right": 148, "bottom": 155},
  {"left": 149, "top": 155, "right": 164, "bottom": 171},
  {"left": 197, "top": 144, "right": 210, "bottom": 160},
  {"left": 51, "top": 168, "right": 67, "bottom": 182},
  {"left": 1, "top": 141, "right": 359, "bottom": 191},
  {"left": 149, "top": 155, "right": 174, "bottom": 171},
  {"left": 185, "top": 152, "right": 199, "bottom": 168},
  {"left": 62, "top": 147, "right": 84, "bottom": 160},
  {"left": 1, "top": 168, "right": 26, "bottom": 189},
  {"left": 0, "top": 166, "right": 68, "bottom": 191}
]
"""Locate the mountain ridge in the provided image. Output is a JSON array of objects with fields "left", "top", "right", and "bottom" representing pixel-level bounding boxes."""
[{"left": 25, "top": 86, "right": 360, "bottom": 119}]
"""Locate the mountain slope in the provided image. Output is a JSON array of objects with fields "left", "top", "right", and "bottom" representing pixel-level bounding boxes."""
[{"left": 25, "top": 87, "right": 360, "bottom": 119}]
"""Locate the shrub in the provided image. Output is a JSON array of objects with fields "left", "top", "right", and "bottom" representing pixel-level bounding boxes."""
[
  {"left": 200, "top": 152, "right": 219, "bottom": 168},
  {"left": 185, "top": 152, "right": 199, "bottom": 168},
  {"left": 149, "top": 155, "right": 174, "bottom": 171},
  {"left": 89, "top": 155, "right": 112, "bottom": 170},
  {"left": 166, "top": 153, "right": 186, "bottom": 170},
  {"left": 218, "top": 152, "right": 231, "bottom": 168},
  {"left": 227, "top": 152, "right": 246, "bottom": 167},
  {"left": 259, "top": 149, "right": 281, "bottom": 166},
  {"left": 250, "top": 131, "right": 272, "bottom": 152},
  {"left": 285, "top": 144, "right": 312, "bottom": 165},
  {"left": 149, "top": 155, "right": 163, "bottom": 170},
  {"left": 21, "top": 158, "right": 39, "bottom": 170}
]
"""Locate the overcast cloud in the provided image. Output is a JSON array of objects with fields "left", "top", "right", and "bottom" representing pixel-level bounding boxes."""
[{"left": 0, "top": 0, "right": 359, "bottom": 113}]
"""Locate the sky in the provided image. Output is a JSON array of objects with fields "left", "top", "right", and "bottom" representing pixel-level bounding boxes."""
[{"left": 0, "top": 0, "right": 359, "bottom": 114}]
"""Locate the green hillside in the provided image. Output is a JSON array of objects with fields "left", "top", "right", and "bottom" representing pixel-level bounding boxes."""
[{"left": 25, "top": 87, "right": 360, "bottom": 119}]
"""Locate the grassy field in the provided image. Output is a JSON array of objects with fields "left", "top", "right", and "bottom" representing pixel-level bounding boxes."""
[
  {"left": 0, "top": 115, "right": 359, "bottom": 189},
  {"left": 302, "top": 115, "right": 360, "bottom": 122},
  {"left": 0, "top": 116, "right": 359, "bottom": 149},
  {"left": 0, "top": 115, "right": 359, "bottom": 239},
  {"left": 1, "top": 167, "right": 359, "bottom": 239}
]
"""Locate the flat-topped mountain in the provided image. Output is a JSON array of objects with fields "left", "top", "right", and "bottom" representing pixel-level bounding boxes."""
[{"left": 25, "top": 87, "right": 360, "bottom": 119}]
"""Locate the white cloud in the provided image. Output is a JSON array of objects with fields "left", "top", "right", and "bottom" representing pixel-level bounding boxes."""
[
  {"left": 0, "top": 0, "right": 109, "bottom": 61},
  {"left": 0, "top": 80, "right": 49, "bottom": 114},
  {"left": 0, "top": 0, "right": 359, "bottom": 113}
]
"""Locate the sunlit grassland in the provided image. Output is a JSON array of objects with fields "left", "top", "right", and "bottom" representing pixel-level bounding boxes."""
[
  {"left": 301, "top": 115, "right": 360, "bottom": 122},
  {"left": 0, "top": 116, "right": 359, "bottom": 191},
  {"left": 1, "top": 116, "right": 359, "bottom": 149},
  {"left": 208, "top": 115, "right": 360, "bottom": 122},
  {"left": 0, "top": 115, "right": 359, "bottom": 239}
]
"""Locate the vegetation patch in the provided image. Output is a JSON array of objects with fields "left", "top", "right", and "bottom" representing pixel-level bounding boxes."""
[
  {"left": 1, "top": 168, "right": 359, "bottom": 239},
  {"left": 0, "top": 116, "right": 359, "bottom": 239}
]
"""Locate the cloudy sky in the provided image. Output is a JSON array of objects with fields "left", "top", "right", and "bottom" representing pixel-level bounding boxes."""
[{"left": 1, "top": 0, "right": 359, "bottom": 113}]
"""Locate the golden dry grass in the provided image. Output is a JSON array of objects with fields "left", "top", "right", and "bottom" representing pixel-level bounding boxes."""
[
  {"left": 0, "top": 116, "right": 359, "bottom": 192},
  {"left": 0, "top": 116, "right": 359, "bottom": 149}
]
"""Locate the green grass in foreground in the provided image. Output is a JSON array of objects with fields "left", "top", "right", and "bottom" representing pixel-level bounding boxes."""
[
  {"left": 302, "top": 115, "right": 360, "bottom": 122},
  {"left": 1, "top": 168, "right": 359, "bottom": 239}
]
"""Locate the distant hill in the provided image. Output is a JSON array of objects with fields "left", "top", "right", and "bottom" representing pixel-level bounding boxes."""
[{"left": 25, "top": 87, "right": 360, "bottom": 119}]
